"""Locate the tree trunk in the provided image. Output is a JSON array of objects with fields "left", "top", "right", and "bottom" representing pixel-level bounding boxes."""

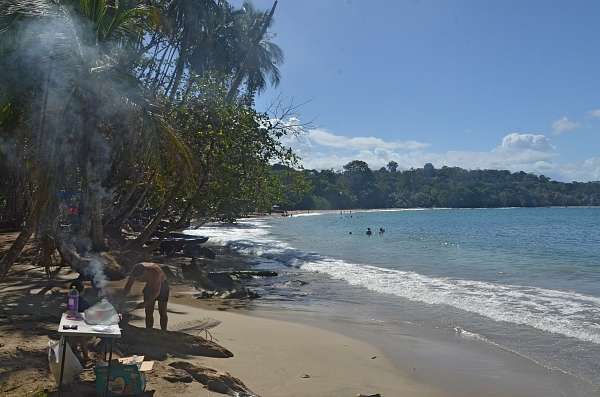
[
  {"left": 168, "top": 54, "right": 185, "bottom": 101},
  {"left": 0, "top": 218, "right": 34, "bottom": 277},
  {"left": 107, "top": 182, "right": 151, "bottom": 232},
  {"left": 169, "top": 201, "right": 194, "bottom": 231},
  {"left": 131, "top": 187, "right": 179, "bottom": 248},
  {"left": 39, "top": 234, "right": 56, "bottom": 279},
  {"left": 56, "top": 239, "right": 124, "bottom": 282},
  {"left": 157, "top": 46, "right": 177, "bottom": 89},
  {"left": 0, "top": 193, "right": 45, "bottom": 277},
  {"left": 151, "top": 44, "right": 170, "bottom": 88},
  {"left": 167, "top": 174, "right": 208, "bottom": 232},
  {"left": 90, "top": 193, "right": 105, "bottom": 251},
  {"left": 103, "top": 182, "right": 139, "bottom": 226}
]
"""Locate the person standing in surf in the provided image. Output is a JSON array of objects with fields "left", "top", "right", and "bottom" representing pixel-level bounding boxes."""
[{"left": 123, "top": 262, "right": 170, "bottom": 330}]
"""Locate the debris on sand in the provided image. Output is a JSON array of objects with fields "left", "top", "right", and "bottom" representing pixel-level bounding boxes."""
[
  {"left": 169, "top": 361, "right": 258, "bottom": 396},
  {"left": 163, "top": 367, "right": 194, "bottom": 383}
]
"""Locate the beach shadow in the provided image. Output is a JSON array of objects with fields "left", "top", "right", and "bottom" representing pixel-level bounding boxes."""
[
  {"left": 0, "top": 287, "right": 63, "bottom": 335},
  {"left": 117, "top": 324, "right": 233, "bottom": 360}
]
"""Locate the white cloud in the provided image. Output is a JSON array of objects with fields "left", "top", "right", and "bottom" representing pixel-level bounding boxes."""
[
  {"left": 555, "top": 157, "right": 600, "bottom": 182},
  {"left": 282, "top": 122, "right": 598, "bottom": 181},
  {"left": 552, "top": 116, "right": 579, "bottom": 134},
  {"left": 287, "top": 131, "right": 598, "bottom": 181},
  {"left": 307, "top": 128, "right": 429, "bottom": 151},
  {"left": 588, "top": 109, "right": 600, "bottom": 119},
  {"left": 498, "top": 133, "right": 554, "bottom": 152}
]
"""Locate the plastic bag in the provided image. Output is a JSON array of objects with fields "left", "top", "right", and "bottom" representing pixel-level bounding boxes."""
[
  {"left": 84, "top": 298, "right": 119, "bottom": 325},
  {"left": 48, "top": 339, "right": 83, "bottom": 384}
]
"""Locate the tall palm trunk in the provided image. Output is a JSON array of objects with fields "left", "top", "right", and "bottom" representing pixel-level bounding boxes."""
[
  {"left": 90, "top": 190, "right": 105, "bottom": 250},
  {"left": 78, "top": 96, "right": 106, "bottom": 251}
]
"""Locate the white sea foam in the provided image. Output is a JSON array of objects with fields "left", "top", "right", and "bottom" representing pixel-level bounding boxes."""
[
  {"left": 188, "top": 219, "right": 600, "bottom": 345},
  {"left": 454, "top": 327, "right": 489, "bottom": 342},
  {"left": 290, "top": 212, "right": 326, "bottom": 217}
]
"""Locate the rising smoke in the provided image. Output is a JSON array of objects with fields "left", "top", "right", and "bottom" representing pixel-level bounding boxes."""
[{"left": 1, "top": 1, "right": 147, "bottom": 285}]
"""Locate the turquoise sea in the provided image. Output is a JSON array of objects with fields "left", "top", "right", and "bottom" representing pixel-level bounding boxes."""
[{"left": 193, "top": 207, "right": 600, "bottom": 396}]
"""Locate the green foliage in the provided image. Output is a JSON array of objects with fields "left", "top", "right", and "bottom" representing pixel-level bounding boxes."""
[
  {"left": 276, "top": 163, "right": 600, "bottom": 210},
  {"left": 0, "top": 0, "right": 293, "bottom": 261},
  {"left": 167, "top": 78, "right": 297, "bottom": 220}
]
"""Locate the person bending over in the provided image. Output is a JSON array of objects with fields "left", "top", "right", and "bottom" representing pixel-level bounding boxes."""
[{"left": 123, "top": 262, "right": 169, "bottom": 330}]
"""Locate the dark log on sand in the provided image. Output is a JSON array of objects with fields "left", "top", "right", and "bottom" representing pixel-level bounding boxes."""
[
  {"left": 210, "top": 270, "right": 278, "bottom": 279},
  {"left": 56, "top": 241, "right": 125, "bottom": 281},
  {"left": 154, "top": 232, "right": 208, "bottom": 241}
]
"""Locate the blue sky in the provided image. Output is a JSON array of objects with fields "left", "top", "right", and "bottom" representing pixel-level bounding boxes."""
[{"left": 237, "top": 0, "right": 600, "bottom": 181}]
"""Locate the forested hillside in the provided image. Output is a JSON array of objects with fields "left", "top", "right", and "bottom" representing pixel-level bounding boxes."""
[{"left": 274, "top": 161, "right": 600, "bottom": 210}]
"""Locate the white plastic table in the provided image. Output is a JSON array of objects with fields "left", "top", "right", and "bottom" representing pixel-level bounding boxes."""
[{"left": 57, "top": 312, "right": 121, "bottom": 396}]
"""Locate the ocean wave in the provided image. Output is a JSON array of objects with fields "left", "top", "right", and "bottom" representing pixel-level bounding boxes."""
[
  {"left": 289, "top": 212, "right": 326, "bottom": 217},
  {"left": 188, "top": 219, "right": 600, "bottom": 345}
]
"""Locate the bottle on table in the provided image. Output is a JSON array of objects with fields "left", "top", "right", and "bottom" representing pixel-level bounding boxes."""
[{"left": 67, "top": 285, "right": 79, "bottom": 315}]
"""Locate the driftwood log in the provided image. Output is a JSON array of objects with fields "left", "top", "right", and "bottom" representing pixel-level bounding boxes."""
[
  {"left": 56, "top": 241, "right": 125, "bottom": 281},
  {"left": 212, "top": 270, "right": 278, "bottom": 279}
]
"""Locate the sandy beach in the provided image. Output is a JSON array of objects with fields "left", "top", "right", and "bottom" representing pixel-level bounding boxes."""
[
  {"left": 133, "top": 296, "right": 448, "bottom": 397},
  {"left": 0, "top": 259, "right": 448, "bottom": 397},
  {"left": 0, "top": 236, "right": 595, "bottom": 397}
]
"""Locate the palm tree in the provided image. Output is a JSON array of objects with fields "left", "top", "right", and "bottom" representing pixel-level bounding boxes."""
[
  {"left": 226, "top": 0, "right": 282, "bottom": 101},
  {"left": 0, "top": 0, "right": 194, "bottom": 274},
  {"left": 161, "top": 0, "right": 224, "bottom": 100}
]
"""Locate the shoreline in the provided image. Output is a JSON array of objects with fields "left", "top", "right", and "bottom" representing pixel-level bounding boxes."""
[
  {"left": 189, "top": 222, "right": 600, "bottom": 397},
  {"left": 279, "top": 205, "right": 600, "bottom": 217},
  {"left": 249, "top": 303, "right": 595, "bottom": 397},
  {"left": 1, "top": 226, "right": 597, "bottom": 396},
  {"left": 168, "top": 272, "right": 595, "bottom": 397}
]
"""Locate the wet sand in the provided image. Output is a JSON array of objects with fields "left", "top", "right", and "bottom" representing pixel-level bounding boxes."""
[
  {"left": 253, "top": 307, "right": 597, "bottom": 397},
  {"left": 159, "top": 280, "right": 595, "bottom": 397},
  {"left": 126, "top": 291, "right": 449, "bottom": 397}
]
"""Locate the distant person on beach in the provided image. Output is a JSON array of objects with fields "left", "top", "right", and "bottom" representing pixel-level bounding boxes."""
[
  {"left": 379, "top": 227, "right": 385, "bottom": 235},
  {"left": 366, "top": 228, "right": 372, "bottom": 236},
  {"left": 123, "top": 262, "right": 170, "bottom": 330}
]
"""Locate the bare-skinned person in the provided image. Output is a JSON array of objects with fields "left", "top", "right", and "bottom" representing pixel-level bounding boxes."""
[{"left": 123, "top": 262, "right": 169, "bottom": 330}]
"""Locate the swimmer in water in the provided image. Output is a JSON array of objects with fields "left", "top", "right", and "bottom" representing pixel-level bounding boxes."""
[
  {"left": 366, "top": 228, "right": 372, "bottom": 236},
  {"left": 379, "top": 227, "right": 385, "bottom": 235}
]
